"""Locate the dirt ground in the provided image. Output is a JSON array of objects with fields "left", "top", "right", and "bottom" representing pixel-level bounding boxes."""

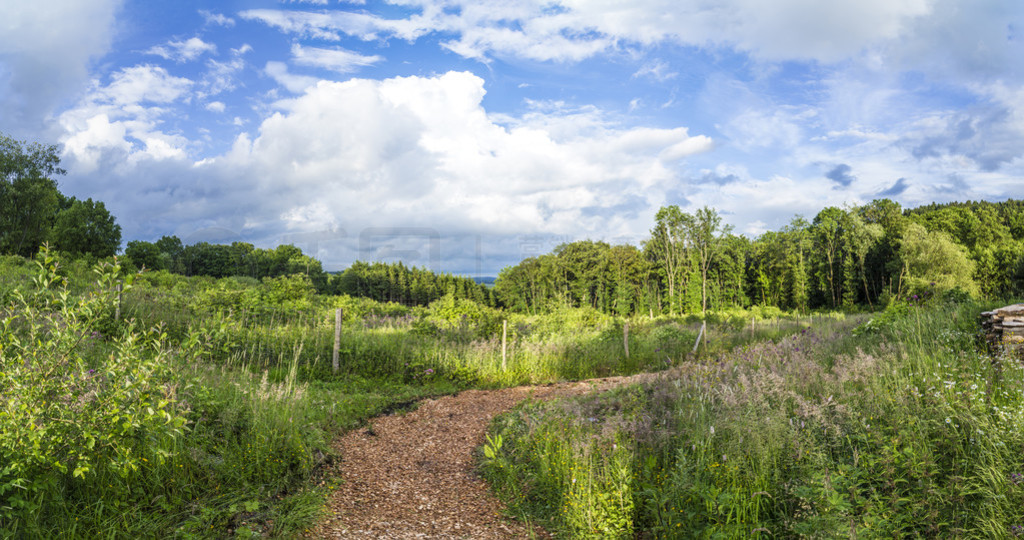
[{"left": 308, "top": 373, "right": 660, "bottom": 539}]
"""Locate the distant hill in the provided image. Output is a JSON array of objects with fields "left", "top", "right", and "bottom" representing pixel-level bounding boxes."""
[{"left": 472, "top": 276, "right": 497, "bottom": 286}]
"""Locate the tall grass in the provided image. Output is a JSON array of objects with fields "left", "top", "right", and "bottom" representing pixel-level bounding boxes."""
[
  {"left": 120, "top": 273, "right": 825, "bottom": 389},
  {"left": 0, "top": 256, "right": 850, "bottom": 537},
  {"left": 0, "top": 257, "right": 462, "bottom": 538},
  {"left": 482, "top": 299, "right": 1024, "bottom": 538}
]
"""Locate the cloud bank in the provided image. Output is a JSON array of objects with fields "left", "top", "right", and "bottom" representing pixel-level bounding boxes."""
[{"left": 59, "top": 71, "right": 713, "bottom": 268}]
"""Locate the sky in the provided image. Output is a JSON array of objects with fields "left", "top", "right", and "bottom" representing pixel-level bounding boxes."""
[{"left": 1, "top": 1, "right": 1022, "bottom": 275}]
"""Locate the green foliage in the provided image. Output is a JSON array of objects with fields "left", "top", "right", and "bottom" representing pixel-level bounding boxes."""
[
  {"left": 0, "top": 135, "right": 64, "bottom": 258},
  {"left": 0, "top": 254, "right": 34, "bottom": 305},
  {"left": 852, "top": 299, "right": 910, "bottom": 336},
  {"left": 0, "top": 133, "right": 125, "bottom": 261},
  {"left": 0, "top": 250, "right": 475, "bottom": 537},
  {"left": 331, "top": 260, "right": 493, "bottom": 307},
  {"left": 425, "top": 293, "right": 502, "bottom": 339},
  {"left": 0, "top": 248, "right": 187, "bottom": 534},
  {"left": 899, "top": 222, "right": 979, "bottom": 297},
  {"left": 124, "top": 239, "right": 166, "bottom": 271},
  {"left": 485, "top": 295, "right": 1024, "bottom": 538},
  {"left": 47, "top": 196, "right": 121, "bottom": 258},
  {"left": 497, "top": 199, "right": 1024, "bottom": 319},
  {"left": 482, "top": 404, "right": 636, "bottom": 538},
  {"left": 329, "top": 293, "right": 411, "bottom": 324}
]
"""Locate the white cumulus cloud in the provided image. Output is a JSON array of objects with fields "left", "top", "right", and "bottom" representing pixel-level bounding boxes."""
[
  {"left": 59, "top": 65, "right": 194, "bottom": 171},
  {"left": 65, "top": 71, "right": 712, "bottom": 253}
]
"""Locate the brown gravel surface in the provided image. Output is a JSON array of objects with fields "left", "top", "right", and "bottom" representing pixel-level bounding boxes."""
[{"left": 308, "top": 373, "right": 663, "bottom": 539}]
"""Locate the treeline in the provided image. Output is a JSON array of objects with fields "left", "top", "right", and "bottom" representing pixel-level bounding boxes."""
[
  {"left": 124, "top": 238, "right": 494, "bottom": 306},
  {"left": 125, "top": 237, "right": 329, "bottom": 289},
  {"left": 331, "top": 260, "right": 496, "bottom": 307},
  {"left": 0, "top": 134, "right": 121, "bottom": 258},
  {"left": 495, "top": 199, "right": 1024, "bottom": 316}
]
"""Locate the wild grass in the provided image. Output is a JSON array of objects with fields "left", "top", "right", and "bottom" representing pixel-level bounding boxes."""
[
  {"left": 0, "top": 255, "right": 848, "bottom": 538},
  {"left": 0, "top": 255, "right": 460, "bottom": 538},
  {"left": 482, "top": 298, "right": 1024, "bottom": 538},
  {"left": 120, "top": 273, "right": 823, "bottom": 389}
]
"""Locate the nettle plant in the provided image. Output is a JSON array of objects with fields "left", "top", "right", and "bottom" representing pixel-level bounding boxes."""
[{"left": 0, "top": 247, "right": 187, "bottom": 522}]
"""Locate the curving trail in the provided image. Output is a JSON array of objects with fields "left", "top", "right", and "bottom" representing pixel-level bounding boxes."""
[{"left": 308, "top": 373, "right": 661, "bottom": 539}]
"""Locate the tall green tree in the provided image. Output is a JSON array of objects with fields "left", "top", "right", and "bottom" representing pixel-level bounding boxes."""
[
  {"left": 843, "top": 212, "right": 883, "bottom": 307},
  {"left": 812, "top": 207, "right": 845, "bottom": 308},
  {"left": 747, "top": 231, "right": 785, "bottom": 307},
  {"left": 0, "top": 134, "right": 65, "bottom": 257},
  {"left": 899, "top": 223, "right": 978, "bottom": 297},
  {"left": 646, "top": 205, "right": 693, "bottom": 314},
  {"left": 859, "top": 199, "right": 907, "bottom": 302},
  {"left": 555, "top": 240, "right": 610, "bottom": 309},
  {"left": 125, "top": 240, "right": 166, "bottom": 271},
  {"left": 783, "top": 217, "right": 811, "bottom": 311},
  {"left": 155, "top": 235, "right": 185, "bottom": 272},
  {"left": 48, "top": 197, "right": 121, "bottom": 258},
  {"left": 687, "top": 206, "right": 731, "bottom": 313},
  {"left": 712, "top": 234, "right": 749, "bottom": 308}
]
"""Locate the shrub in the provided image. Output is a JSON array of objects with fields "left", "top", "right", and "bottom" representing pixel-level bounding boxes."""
[{"left": 0, "top": 249, "right": 188, "bottom": 532}]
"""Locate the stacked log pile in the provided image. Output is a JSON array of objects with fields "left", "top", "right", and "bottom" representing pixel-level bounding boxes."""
[{"left": 981, "top": 304, "right": 1024, "bottom": 355}]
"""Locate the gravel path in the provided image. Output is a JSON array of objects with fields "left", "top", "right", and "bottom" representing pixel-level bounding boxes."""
[{"left": 308, "top": 374, "right": 660, "bottom": 539}]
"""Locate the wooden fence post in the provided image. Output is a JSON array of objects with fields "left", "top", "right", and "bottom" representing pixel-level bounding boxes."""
[
  {"left": 115, "top": 282, "right": 122, "bottom": 322},
  {"left": 502, "top": 319, "right": 508, "bottom": 371},
  {"left": 692, "top": 321, "right": 706, "bottom": 354},
  {"left": 333, "top": 308, "right": 343, "bottom": 374},
  {"left": 623, "top": 321, "right": 630, "bottom": 359}
]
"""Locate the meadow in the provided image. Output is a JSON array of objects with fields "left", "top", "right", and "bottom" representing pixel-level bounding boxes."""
[
  {"left": 481, "top": 294, "right": 1024, "bottom": 538},
  {"left": 0, "top": 250, "right": 820, "bottom": 538},
  {"left": 1, "top": 248, "right": 1019, "bottom": 538}
]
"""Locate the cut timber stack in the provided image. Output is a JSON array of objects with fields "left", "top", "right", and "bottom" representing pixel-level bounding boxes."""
[{"left": 981, "top": 304, "right": 1024, "bottom": 355}]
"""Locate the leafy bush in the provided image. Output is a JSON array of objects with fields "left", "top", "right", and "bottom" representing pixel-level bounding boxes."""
[
  {"left": 852, "top": 300, "right": 910, "bottom": 336},
  {"left": 425, "top": 293, "right": 503, "bottom": 340},
  {"left": 0, "top": 249, "right": 188, "bottom": 534}
]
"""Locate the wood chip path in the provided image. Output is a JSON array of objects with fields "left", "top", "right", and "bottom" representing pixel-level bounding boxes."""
[{"left": 308, "top": 373, "right": 662, "bottom": 539}]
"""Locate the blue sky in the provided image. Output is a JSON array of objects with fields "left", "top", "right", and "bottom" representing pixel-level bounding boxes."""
[{"left": 2, "top": 1, "right": 1022, "bottom": 274}]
